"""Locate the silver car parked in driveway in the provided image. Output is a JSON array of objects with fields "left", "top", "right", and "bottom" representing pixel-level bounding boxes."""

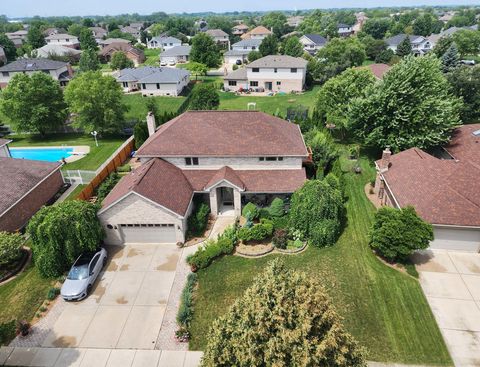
[{"left": 61, "top": 248, "right": 108, "bottom": 301}]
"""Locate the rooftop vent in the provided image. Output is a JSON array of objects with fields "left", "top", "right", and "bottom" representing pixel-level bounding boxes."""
[{"left": 473, "top": 129, "right": 480, "bottom": 137}]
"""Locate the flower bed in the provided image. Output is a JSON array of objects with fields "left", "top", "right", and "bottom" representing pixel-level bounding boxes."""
[{"left": 276, "top": 241, "right": 307, "bottom": 254}]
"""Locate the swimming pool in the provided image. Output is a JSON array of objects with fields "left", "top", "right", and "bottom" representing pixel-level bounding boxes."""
[{"left": 10, "top": 147, "right": 74, "bottom": 162}]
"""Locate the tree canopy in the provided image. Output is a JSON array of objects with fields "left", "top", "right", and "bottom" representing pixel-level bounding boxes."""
[
  {"left": 188, "top": 84, "right": 220, "bottom": 110},
  {"left": 190, "top": 32, "right": 221, "bottom": 68},
  {"left": 27, "top": 25, "right": 45, "bottom": 49},
  {"left": 452, "top": 29, "right": 480, "bottom": 56},
  {"left": 317, "top": 37, "right": 366, "bottom": 68},
  {"left": 362, "top": 18, "right": 391, "bottom": 39},
  {"left": 201, "top": 259, "right": 366, "bottom": 367},
  {"left": 396, "top": 37, "right": 412, "bottom": 57},
  {"left": 259, "top": 34, "right": 279, "bottom": 57},
  {"left": 261, "top": 11, "right": 290, "bottom": 37},
  {"left": 350, "top": 55, "right": 462, "bottom": 151},
  {"left": 0, "top": 72, "right": 67, "bottom": 135},
  {"left": 282, "top": 36, "right": 304, "bottom": 57},
  {"left": 0, "top": 34, "right": 16, "bottom": 63},
  {"left": 79, "top": 27, "right": 98, "bottom": 51},
  {"left": 64, "top": 71, "right": 127, "bottom": 134},
  {"left": 441, "top": 43, "right": 460, "bottom": 73},
  {"left": 110, "top": 51, "right": 134, "bottom": 70},
  {"left": 78, "top": 48, "right": 101, "bottom": 72},
  {"left": 447, "top": 65, "right": 480, "bottom": 122}
]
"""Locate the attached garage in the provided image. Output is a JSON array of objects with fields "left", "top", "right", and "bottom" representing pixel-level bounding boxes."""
[
  {"left": 119, "top": 224, "right": 176, "bottom": 244},
  {"left": 430, "top": 226, "right": 480, "bottom": 252}
]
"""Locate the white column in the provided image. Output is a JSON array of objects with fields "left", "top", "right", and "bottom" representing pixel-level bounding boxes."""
[
  {"left": 209, "top": 190, "right": 218, "bottom": 216},
  {"left": 233, "top": 190, "right": 242, "bottom": 217}
]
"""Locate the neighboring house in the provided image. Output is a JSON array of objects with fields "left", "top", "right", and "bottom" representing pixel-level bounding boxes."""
[
  {"left": 121, "top": 26, "right": 141, "bottom": 41},
  {"left": 224, "top": 39, "right": 262, "bottom": 64},
  {"left": 98, "top": 38, "right": 131, "bottom": 49},
  {"left": 241, "top": 26, "right": 273, "bottom": 40},
  {"left": 43, "top": 27, "right": 64, "bottom": 37},
  {"left": 0, "top": 153, "right": 64, "bottom": 232},
  {"left": 337, "top": 23, "right": 354, "bottom": 37},
  {"left": 115, "top": 66, "right": 190, "bottom": 96},
  {"left": 0, "top": 46, "right": 6, "bottom": 65},
  {"left": 100, "top": 43, "right": 145, "bottom": 66},
  {"left": 232, "top": 24, "right": 249, "bottom": 36},
  {"left": 147, "top": 36, "right": 182, "bottom": 50},
  {"left": 439, "top": 11, "right": 456, "bottom": 23},
  {"left": 129, "top": 22, "right": 144, "bottom": 31},
  {"left": 0, "top": 138, "right": 11, "bottom": 157},
  {"left": 299, "top": 34, "right": 327, "bottom": 55},
  {"left": 374, "top": 124, "right": 480, "bottom": 252},
  {"left": 89, "top": 27, "right": 108, "bottom": 43},
  {"left": 287, "top": 16, "right": 304, "bottom": 28},
  {"left": 5, "top": 30, "right": 27, "bottom": 48},
  {"left": 440, "top": 25, "right": 478, "bottom": 37},
  {"left": 159, "top": 45, "right": 191, "bottom": 64},
  {"left": 0, "top": 58, "right": 73, "bottom": 88},
  {"left": 206, "top": 29, "right": 230, "bottom": 47},
  {"left": 361, "top": 63, "right": 391, "bottom": 79},
  {"left": 386, "top": 34, "right": 434, "bottom": 55},
  {"left": 98, "top": 110, "right": 308, "bottom": 245},
  {"left": 35, "top": 44, "right": 82, "bottom": 60},
  {"left": 45, "top": 33, "right": 80, "bottom": 49},
  {"left": 224, "top": 55, "right": 307, "bottom": 93}
]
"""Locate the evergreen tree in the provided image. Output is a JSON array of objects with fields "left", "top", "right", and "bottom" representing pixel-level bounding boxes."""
[
  {"left": 441, "top": 43, "right": 460, "bottom": 73},
  {"left": 396, "top": 36, "right": 412, "bottom": 57},
  {"left": 0, "top": 34, "right": 16, "bottom": 62},
  {"left": 78, "top": 49, "right": 100, "bottom": 72},
  {"left": 259, "top": 34, "right": 278, "bottom": 57},
  {"left": 79, "top": 27, "right": 98, "bottom": 51}
]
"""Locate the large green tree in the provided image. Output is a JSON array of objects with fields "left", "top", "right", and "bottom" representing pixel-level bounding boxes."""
[
  {"left": 188, "top": 84, "right": 219, "bottom": 110},
  {"left": 396, "top": 36, "right": 412, "bottom": 57},
  {"left": 28, "top": 201, "right": 103, "bottom": 278},
  {"left": 27, "top": 25, "right": 45, "bottom": 49},
  {"left": 201, "top": 259, "right": 366, "bottom": 367},
  {"left": 79, "top": 27, "right": 98, "bottom": 51},
  {"left": 362, "top": 18, "right": 391, "bottom": 39},
  {"left": 78, "top": 48, "right": 101, "bottom": 72},
  {"left": 452, "top": 29, "right": 480, "bottom": 56},
  {"left": 412, "top": 13, "right": 442, "bottom": 36},
  {"left": 447, "top": 65, "right": 480, "bottom": 122},
  {"left": 0, "top": 73, "right": 67, "bottom": 135},
  {"left": 433, "top": 36, "right": 454, "bottom": 58},
  {"left": 190, "top": 32, "right": 221, "bottom": 68},
  {"left": 350, "top": 55, "right": 462, "bottom": 151},
  {"left": 259, "top": 34, "right": 278, "bottom": 57},
  {"left": 261, "top": 11, "right": 290, "bottom": 37},
  {"left": 110, "top": 51, "right": 134, "bottom": 70},
  {"left": 64, "top": 71, "right": 127, "bottom": 134},
  {"left": 282, "top": 36, "right": 303, "bottom": 57},
  {"left": 317, "top": 37, "right": 366, "bottom": 68},
  {"left": 0, "top": 33, "right": 16, "bottom": 62}
]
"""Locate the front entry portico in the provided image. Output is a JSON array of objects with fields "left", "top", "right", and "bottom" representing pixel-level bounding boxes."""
[{"left": 209, "top": 184, "right": 242, "bottom": 217}]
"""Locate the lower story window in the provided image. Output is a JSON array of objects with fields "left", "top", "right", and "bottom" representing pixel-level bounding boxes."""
[
  {"left": 229, "top": 80, "right": 237, "bottom": 86},
  {"left": 276, "top": 81, "right": 281, "bottom": 86},
  {"left": 250, "top": 81, "right": 258, "bottom": 87},
  {"left": 122, "top": 82, "right": 128, "bottom": 88}
]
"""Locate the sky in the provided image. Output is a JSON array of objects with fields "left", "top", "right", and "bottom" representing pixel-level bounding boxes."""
[{"left": 1, "top": 0, "right": 480, "bottom": 18}]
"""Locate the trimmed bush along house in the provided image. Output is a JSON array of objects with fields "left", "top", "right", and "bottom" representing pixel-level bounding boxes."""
[{"left": 98, "top": 111, "right": 308, "bottom": 245}]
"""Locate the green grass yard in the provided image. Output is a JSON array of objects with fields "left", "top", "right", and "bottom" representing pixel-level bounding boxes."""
[
  {"left": 8, "top": 134, "right": 126, "bottom": 171},
  {"left": 142, "top": 49, "right": 161, "bottom": 66},
  {"left": 189, "top": 157, "right": 452, "bottom": 365},
  {"left": 123, "top": 94, "right": 186, "bottom": 121}
]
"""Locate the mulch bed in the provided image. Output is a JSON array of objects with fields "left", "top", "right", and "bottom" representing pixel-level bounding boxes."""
[{"left": 236, "top": 242, "right": 274, "bottom": 257}]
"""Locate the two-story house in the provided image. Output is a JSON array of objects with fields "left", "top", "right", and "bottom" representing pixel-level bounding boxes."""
[
  {"left": 120, "top": 26, "right": 141, "bottom": 42},
  {"left": 386, "top": 34, "right": 434, "bottom": 55},
  {"left": 224, "top": 55, "right": 307, "bottom": 93},
  {"left": 45, "top": 33, "right": 80, "bottom": 49},
  {"left": 224, "top": 39, "right": 262, "bottom": 64},
  {"left": 232, "top": 24, "right": 249, "bottom": 36},
  {"left": 206, "top": 29, "right": 230, "bottom": 48},
  {"left": 98, "top": 110, "right": 308, "bottom": 245},
  {"left": 0, "top": 59, "right": 73, "bottom": 88},
  {"left": 241, "top": 26, "right": 273, "bottom": 40},
  {"left": 337, "top": 23, "right": 354, "bottom": 37},
  {"left": 299, "top": 34, "right": 327, "bottom": 55},
  {"left": 147, "top": 36, "right": 182, "bottom": 50}
]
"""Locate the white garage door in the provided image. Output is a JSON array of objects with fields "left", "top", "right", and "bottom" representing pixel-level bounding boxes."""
[
  {"left": 431, "top": 227, "right": 480, "bottom": 252},
  {"left": 119, "top": 224, "right": 176, "bottom": 244}
]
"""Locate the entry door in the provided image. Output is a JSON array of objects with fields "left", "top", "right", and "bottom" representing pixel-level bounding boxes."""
[
  {"left": 221, "top": 187, "right": 234, "bottom": 206},
  {"left": 265, "top": 82, "right": 273, "bottom": 91}
]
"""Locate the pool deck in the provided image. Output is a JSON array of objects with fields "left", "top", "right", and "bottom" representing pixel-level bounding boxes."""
[{"left": 10, "top": 145, "right": 90, "bottom": 164}]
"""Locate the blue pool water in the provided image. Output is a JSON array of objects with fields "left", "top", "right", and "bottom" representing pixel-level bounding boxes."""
[{"left": 10, "top": 147, "right": 74, "bottom": 162}]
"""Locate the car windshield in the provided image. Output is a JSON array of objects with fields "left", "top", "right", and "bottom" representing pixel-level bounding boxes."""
[{"left": 67, "top": 264, "right": 89, "bottom": 280}]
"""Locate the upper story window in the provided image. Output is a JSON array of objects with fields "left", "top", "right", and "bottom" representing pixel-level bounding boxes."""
[
  {"left": 122, "top": 82, "right": 128, "bottom": 88},
  {"left": 259, "top": 157, "right": 284, "bottom": 161},
  {"left": 141, "top": 83, "right": 146, "bottom": 89},
  {"left": 252, "top": 68, "right": 259, "bottom": 73},
  {"left": 185, "top": 157, "right": 199, "bottom": 166},
  {"left": 291, "top": 68, "right": 297, "bottom": 73},
  {"left": 274, "top": 68, "right": 278, "bottom": 73}
]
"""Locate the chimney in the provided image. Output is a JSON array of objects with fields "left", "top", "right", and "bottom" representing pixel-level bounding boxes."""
[
  {"left": 146, "top": 112, "right": 156, "bottom": 136},
  {"left": 380, "top": 146, "right": 391, "bottom": 172}
]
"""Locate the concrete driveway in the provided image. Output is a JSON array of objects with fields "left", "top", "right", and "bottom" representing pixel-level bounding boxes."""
[
  {"left": 42, "top": 244, "right": 180, "bottom": 350},
  {"left": 412, "top": 249, "right": 480, "bottom": 367}
]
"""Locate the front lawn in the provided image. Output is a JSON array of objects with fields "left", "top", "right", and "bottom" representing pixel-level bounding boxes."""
[
  {"left": 142, "top": 49, "right": 161, "bottom": 66},
  {"left": 123, "top": 94, "right": 186, "bottom": 121},
  {"left": 218, "top": 86, "right": 320, "bottom": 116},
  {"left": 8, "top": 134, "right": 126, "bottom": 171},
  {"left": 189, "top": 157, "right": 452, "bottom": 365}
]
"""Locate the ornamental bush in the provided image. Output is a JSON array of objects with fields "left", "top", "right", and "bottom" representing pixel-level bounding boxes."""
[
  {"left": 238, "top": 219, "right": 274, "bottom": 243},
  {"left": 201, "top": 259, "right": 366, "bottom": 367},
  {"left": 241, "top": 202, "right": 258, "bottom": 219},
  {"left": 268, "top": 197, "right": 284, "bottom": 217},
  {"left": 187, "top": 202, "right": 210, "bottom": 237},
  {"left": 272, "top": 228, "right": 288, "bottom": 249},
  {"left": 27, "top": 201, "right": 104, "bottom": 278},
  {"left": 310, "top": 219, "right": 339, "bottom": 247},
  {"left": 369, "top": 206, "right": 433, "bottom": 261},
  {"left": 177, "top": 273, "right": 198, "bottom": 327},
  {"left": 0, "top": 232, "right": 24, "bottom": 267},
  {"left": 96, "top": 172, "right": 121, "bottom": 203}
]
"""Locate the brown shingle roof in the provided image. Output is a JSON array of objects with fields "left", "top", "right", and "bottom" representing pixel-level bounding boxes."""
[
  {"left": 205, "top": 166, "right": 245, "bottom": 190},
  {"left": 362, "top": 63, "right": 391, "bottom": 79},
  {"left": 136, "top": 111, "right": 308, "bottom": 158},
  {"left": 100, "top": 42, "right": 143, "bottom": 58},
  {"left": 378, "top": 124, "right": 480, "bottom": 227},
  {"left": 0, "top": 157, "right": 61, "bottom": 215}
]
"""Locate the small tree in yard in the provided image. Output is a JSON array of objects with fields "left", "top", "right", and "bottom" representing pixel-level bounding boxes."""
[
  {"left": 110, "top": 51, "right": 134, "bottom": 70},
  {"left": 0, "top": 232, "right": 24, "bottom": 267},
  {"left": 441, "top": 43, "right": 460, "bottom": 73},
  {"left": 188, "top": 84, "right": 220, "bottom": 110},
  {"left": 0, "top": 72, "right": 67, "bottom": 136},
  {"left": 190, "top": 32, "right": 221, "bottom": 68},
  {"left": 247, "top": 50, "right": 261, "bottom": 62},
  {"left": 78, "top": 48, "right": 100, "bottom": 72},
  {"left": 201, "top": 259, "right": 366, "bottom": 367},
  {"left": 396, "top": 37, "right": 412, "bottom": 57},
  {"left": 28, "top": 201, "right": 104, "bottom": 278},
  {"left": 259, "top": 34, "right": 278, "bottom": 57},
  {"left": 185, "top": 62, "right": 208, "bottom": 81},
  {"left": 369, "top": 206, "right": 433, "bottom": 262}
]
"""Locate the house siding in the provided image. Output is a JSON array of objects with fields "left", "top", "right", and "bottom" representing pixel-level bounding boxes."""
[{"left": 0, "top": 170, "right": 63, "bottom": 232}]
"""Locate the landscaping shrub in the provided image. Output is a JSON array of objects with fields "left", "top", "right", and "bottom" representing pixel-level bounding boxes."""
[
  {"left": 238, "top": 219, "right": 274, "bottom": 243},
  {"left": 47, "top": 287, "right": 60, "bottom": 301},
  {"left": 0, "top": 232, "right": 24, "bottom": 268},
  {"left": 177, "top": 273, "right": 198, "bottom": 327},
  {"left": 96, "top": 172, "right": 121, "bottom": 203},
  {"left": 272, "top": 216, "right": 289, "bottom": 230},
  {"left": 268, "top": 198, "right": 285, "bottom": 217},
  {"left": 241, "top": 202, "right": 258, "bottom": 220},
  {"left": 187, "top": 202, "right": 210, "bottom": 237},
  {"left": 117, "top": 163, "right": 131, "bottom": 173},
  {"left": 258, "top": 208, "right": 271, "bottom": 219},
  {"left": 310, "top": 220, "right": 338, "bottom": 247},
  {"left": 0, "top": 320, "right": 16, "bottom": 346},
  {"left": 187, "top": 229, "right": 236, "bottom": 271},
  {"left": 369, "top": 206, "right": 433, "bottom": 261},
  {"left": 272, "top": 229, "right": 288, "bottom": 249},
  {"left": 27, "top": 200, "right": 104, "bottom": 278}
]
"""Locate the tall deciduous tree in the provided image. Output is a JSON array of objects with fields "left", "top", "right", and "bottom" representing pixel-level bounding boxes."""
[
  {"left": 317, "top": 37, "right": 367, "bottom": 68},
  {"left": 27, "top": 25, "right": 45, "bottom": 49},
  {"left": 396, "top": 36, "right": 412, "bottom": 57},
  {"left": 447, "top": 65, "right": 480, "bottom": 122},
  {"left": 201, "top": 259, "right": 366, "bottom": 367},
  {"left": 282, "top": 36, "right": 303, "bottom": 57},
  {"left": 64, "top": 71, "right": 127, "bottom": 134},
  {"left": 110, "top": 51, "right": 134, "bottom": 70},
  {"left": 190, "top": 32, "right": 221, "bottom": 68},
  {"left": 0, "top": 73, "right": 67, "bottom": 135},
  {"left": 259, "top": 34, "right": 278, "bottom": 57},
  {"left": 0, "top": 33, "right": 16, "bottom": 62},
  {"left": 79, "top": 27, "right": 98, "bottom": 51},
  {"left": 78, "top": 48, "right": 101, "bottom": 72},
  {"left": 362, "top": 18, "right": 391, "bottom": 39},
  {"left": 452, "top": 29, "right": 480, "bottom": 56},
  {"left": 433, "top": 36, "right": 453, "bottom": 57},
  {"left": 350, "top": 55, "right": 462, "bottom": 151},
  {"left": 188, "top": 84, "right": 219, "bottom": 110}
]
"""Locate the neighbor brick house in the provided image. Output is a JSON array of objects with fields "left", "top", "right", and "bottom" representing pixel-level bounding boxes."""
[
  {"left": 374, "top": 124, "right": 480, "bottom": 252},
  {"left": 100, "top": 43, "right": 145, "bottom": 66},
  {"left": 0, "top": 148, "right": 64, "bottom": 232},
  {"left": 98, "top": 111, "right": 308, "bottom": 245}
]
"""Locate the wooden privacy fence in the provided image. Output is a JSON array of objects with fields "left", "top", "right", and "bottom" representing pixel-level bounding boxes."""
[{"left": 77, "top": 136, "right": 135, "bottom": 201}]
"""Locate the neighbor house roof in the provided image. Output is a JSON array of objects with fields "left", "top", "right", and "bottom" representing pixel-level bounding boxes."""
[
  {"left": 0, "top": 58, "right": 68, "bottom": 72},
  {"left": 223, "top": 67, "right": 248, "bottom": 80},
  {"left": 249, "top": 26, "right": 272, "bottom": 35},
  {"left": 224, "top": 49, "right": 250, "bottom": 57},
  {"left": 0, "top": 157, "right": 62, "bottom": 216},
  {"left": 160, "top": 45, "right": 191, "bottom": 57},
  {"left": 35, "top": 44, "right": 82, "bottom": 57},
  {"left": 206, "top": 29, "right": 229, "bottom": 38},
  {"left": 302, "top": 34, "right": 327, "bottom": 46},
  {"left": 45, "top": 33, "right": 77, "bottom": 40},
  {"left": 99, "top": 38, "right": 131, "bottom": 46},
  {"left": 116, "top": 66, "right": 189, "bottom": 84},
  {"left": 149, "top": 36, "right": 181, "bottom": 44},
  {"left": 136, "top": 111, "right": 308, "bottom": 158},
  {"left": 100, "top": 43, "right": 143, "bottom": 58},
  {"left": 377, "top": 124, "right": 480, "bottom": 227},
  {"left": 89, "top": 27, "right": 107, "bottom": 36},
  {"left": 233, "top": 24, "right": 249, "bottom": 30},
  {"left": 362, "top": 63, "right": 391, "bottom": 79},
  {"left": 247, "top": 55, "right": 308, "bottom": 69},
  {"left": 385, "top": 34, "right": 424, "bottom": 46},
  {"left": 231, "top": 39, "right": 262, "bottom": 48}
]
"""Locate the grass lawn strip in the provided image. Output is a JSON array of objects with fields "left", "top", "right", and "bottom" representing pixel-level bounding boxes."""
[{"left": 189, "top": 157, "right": 452, "bottom": 365}]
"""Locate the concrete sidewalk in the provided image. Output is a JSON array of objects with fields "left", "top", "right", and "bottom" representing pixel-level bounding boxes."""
[{"left": 0, "top": 346, "right": 202, "bottom": 367}]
